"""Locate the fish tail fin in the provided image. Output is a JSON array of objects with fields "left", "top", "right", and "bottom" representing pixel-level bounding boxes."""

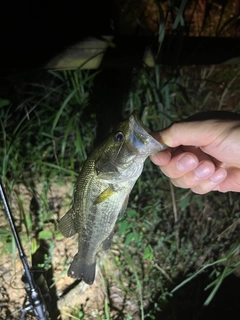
[{"left": 67, "top": 254, "right": 96, "bottom": 285}]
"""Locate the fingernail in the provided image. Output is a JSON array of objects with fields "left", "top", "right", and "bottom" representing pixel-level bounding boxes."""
[
  {"left": 177, "top": 155, "right": 198, "bottom": 171},
  {"left": 210, "top": 169, "right": 227, "bottom": 183},
  {"left": 194, "top": 163, "right": 212, "bottom": 179}
]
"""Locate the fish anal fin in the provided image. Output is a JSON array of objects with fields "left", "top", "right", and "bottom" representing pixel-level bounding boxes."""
[
  {"left": 68, "top": 254, "right": 96, "bottom": 285},
  {"left": 93, "top": 187, "right": 115, "bottom": 205},
  {"left": 58, "top": 209, "right": 77, "bottom": 238}
]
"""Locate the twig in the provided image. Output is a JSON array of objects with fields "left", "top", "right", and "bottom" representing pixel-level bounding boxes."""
[
  {"left": 153, "top": 263, "right": 174, "bottom": 283},
  {"left": 169, "top": 181, "right": 180, "bottom": 250}
]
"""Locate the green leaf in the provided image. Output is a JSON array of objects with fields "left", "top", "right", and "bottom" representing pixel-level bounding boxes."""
[
  {"left": 126, "top": 209, "right": 138, "bottom": 217},
  {"left": 55, "top": 232, "right": 64, "bottom": 240},
  {"left": 119, "top": 219, "right": 132, "bottom": 234},
  {"left": 143, "top": 245, "right": 153, "bottom": 260},
  {"left": 125, "top": 232, "right": 134, "bottom": 245},
  {"left": 0, "top": 99, "right": 11, "bottom": 108},
  {"left": 38, "top": 230, "right": 53, "bottom": 240},
  {"left": 125, "top": 231, "right": 139, "bottom": 245}
]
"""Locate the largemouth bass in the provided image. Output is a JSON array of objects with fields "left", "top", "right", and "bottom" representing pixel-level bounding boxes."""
[{"left": 58, "top": 112, "right": 167, "bottom": 284}]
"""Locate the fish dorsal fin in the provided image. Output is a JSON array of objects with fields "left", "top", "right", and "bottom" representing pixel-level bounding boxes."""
[
  {"left": 93, "top": 187, "right": 116, "bottom": 205},
  {"left": 58, "top": 209, "right": 77, "bottom": 238}
]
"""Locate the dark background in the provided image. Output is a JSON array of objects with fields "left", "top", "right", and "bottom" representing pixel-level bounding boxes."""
[
  {"left": 1, "top": 0, "right": 240, "bottom": 71},
  {"left": 0, "top": 0, "right": 113, "bottom": 69}
]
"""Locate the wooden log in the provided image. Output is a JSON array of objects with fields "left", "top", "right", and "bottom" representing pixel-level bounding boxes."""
[
  {"left": 1, "top": 36, "right": 240, "bottom": 72},
  {"left": 45, "top": 36, "right": 240, "bottom": 70},
  {"left": 45, "top": 36, "right": 155, "bottom": 70}
]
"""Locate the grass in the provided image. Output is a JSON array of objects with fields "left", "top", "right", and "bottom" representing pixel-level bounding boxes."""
[
  {"left": 1, "top": 56, "right": 240, "bottom": 320},
  {"left": 1, "top": 6, "right": 240, "bottom": 319},
  {"left": 1, "top": 69, "right": 96, "bottom": 182}
]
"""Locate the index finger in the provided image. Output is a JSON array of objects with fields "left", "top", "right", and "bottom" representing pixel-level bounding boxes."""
[{"left": 153, "top": 120, "right": 219, "bottom": 148}]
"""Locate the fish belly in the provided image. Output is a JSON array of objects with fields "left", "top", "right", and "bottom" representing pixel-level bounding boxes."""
[{"left": 70, "top": 182, "right": 133, "bottom": 284}]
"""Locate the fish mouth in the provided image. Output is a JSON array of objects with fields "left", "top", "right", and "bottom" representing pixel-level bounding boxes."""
[{"left": 129, "top": 112, "right": 167, "bottom": 155}]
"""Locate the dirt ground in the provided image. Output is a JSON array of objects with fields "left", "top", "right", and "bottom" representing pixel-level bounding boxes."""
[
  {"left": 1, "top": 180, "right": 240, "bottom": 320},
  {"left": 0, "top": 182, "right": 141, "bottom": 320}
]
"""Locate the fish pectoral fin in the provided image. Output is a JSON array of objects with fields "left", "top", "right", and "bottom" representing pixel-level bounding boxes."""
[
  {"left": 93, "top": 187, "right": 116, "bottom": 205},
  {"left": 58, "top": 209, "right": 77, "bottom": 238}
]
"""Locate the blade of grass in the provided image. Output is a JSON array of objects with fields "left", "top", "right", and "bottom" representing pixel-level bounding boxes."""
[
  {"left": 172, "top": 0, "right": 188, "bottom": 29},
  {"left": 171, "top": 257, "right": 227, "bottom": 294},
  {"left": 37, "top": 161, "right": 78, "bottom": 177},
  {"left": 51, "top": 89, "right": 78, "bottom": 133}
]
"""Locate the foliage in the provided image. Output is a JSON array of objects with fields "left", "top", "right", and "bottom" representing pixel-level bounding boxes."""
[
  {"left": 1, "top": 3, "right": 240, "bottom": 319},
  {"left": 1, "top": 59, "right": 240, "bottom": 320},
  {"left": 114, "top": 0, "right": 240, "bottom": 37}
]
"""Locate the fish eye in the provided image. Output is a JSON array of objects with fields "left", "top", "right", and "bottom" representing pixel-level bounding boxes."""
[{"left": 114, "top": 131, "right": 124, "bottom": 143}]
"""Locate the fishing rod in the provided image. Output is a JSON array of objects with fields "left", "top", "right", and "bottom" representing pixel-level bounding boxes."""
[{"left": 0, "top": 180, "right": 49, "bottom": 320}]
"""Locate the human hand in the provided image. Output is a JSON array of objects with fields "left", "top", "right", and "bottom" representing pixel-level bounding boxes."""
[{"left": 150, "top": 112, "right": 240, "bottom": 194}]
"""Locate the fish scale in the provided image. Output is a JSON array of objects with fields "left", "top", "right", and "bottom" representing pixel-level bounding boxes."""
[{"left": 58, "top": 112, "right": 167, "bottom": 284}]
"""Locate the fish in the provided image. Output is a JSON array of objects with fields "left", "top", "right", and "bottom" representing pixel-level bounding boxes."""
[{"left": 58, "top": 112, "right": 167, "bottom": 285}]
